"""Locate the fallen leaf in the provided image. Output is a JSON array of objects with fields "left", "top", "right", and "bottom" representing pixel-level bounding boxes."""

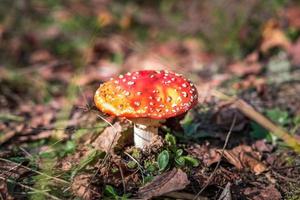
[
  {"left": 186, "top": 144, "right": 221, "bottom": 167},
  {"left": 289, "top": 38, "right": 300, "bottom": 65},
  {"left": 243, "top": 185, "right": 281, "bottom": 200},
  {"left": 252, "top": 140, "right": 273, "bottom": 153},
  {"left": 71, "top": 173, "right": 101, "bottom": 200},
  {"left": 91, "top": 121, "right": 133, "bottom": 153},
  {"left": 218, "top": 145, "right": 267, "bottom": 175},
  {"left": 260, "top": 19, "right": 291, "bottom": 53},
  {"left": 285, "top": 6, "right": 300, "bottom": 29},
  {"left": 138, "top": 168, "right": 190, "bottom": 199}
]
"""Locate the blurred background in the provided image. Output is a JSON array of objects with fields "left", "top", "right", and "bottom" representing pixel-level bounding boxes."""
[{"left": 1, "top": 0, "right": 300, "bottom": 106}]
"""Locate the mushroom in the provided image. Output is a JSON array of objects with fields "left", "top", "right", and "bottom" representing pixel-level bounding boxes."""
[{"left": 94, "top": 70, "right": 198, "bottom": 149}]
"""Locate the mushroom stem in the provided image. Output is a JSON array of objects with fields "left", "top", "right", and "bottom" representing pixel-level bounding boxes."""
[{"left": 131, "top": 118, "right": 162, "bottom": 149}]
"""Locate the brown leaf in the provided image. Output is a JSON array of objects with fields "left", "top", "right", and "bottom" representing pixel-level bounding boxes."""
[
  {"left": 260, "top": 19, "right": 291, "bottom": 53},
  {"left": 218, "top": 145, "right": 267, "bottom": 175},
  {"left": 71, "top": 173, "right": 101, "bottom": 200},
  {"left": 243, "top": 185, "right": 281, "bottom": 200},
  {"left": 289, "top": 38, "right": 300, "bottom": 65},
  {"left": 286, "top": 6, "right": 300, "bottom": 29},
  {"left": 138, "top": 168, "right": 190, "bottom": 199},
  {"left": 91, "top": 121, "right": 133, "bottom": 153},
  {"left": 186, "top": 144, "right": 221, "bottom": 167},
  {"left": 252, "top": 140, "right": 273, "bottom": 153}
]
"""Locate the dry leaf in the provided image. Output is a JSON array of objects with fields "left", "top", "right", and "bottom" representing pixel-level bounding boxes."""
[
  {"left": 243, "top": 185, "right": 281, "bottom": 200},
  {"left": 289, "top": 38, "right": 300, "bottom": 65},
  {"left": 219, "top": 145, "right": 267, "bottom": 175},
  {"left": 138, "top": 168, "right": 190, "bottom": 199},
  {"left": 260, "top": 19, "right": 291, "bottom": 53},
  {"left": 186, "top": 144, "right": 221, "bottom": 167},
  {"left": 285, "top": 6, "right": 300, "bottom": 29},
  {"left": 71, "top": 173, "right": 101, "bottom": 200},
  {"left": 91, "top": 121, "right": 133, "bottom": 153}
]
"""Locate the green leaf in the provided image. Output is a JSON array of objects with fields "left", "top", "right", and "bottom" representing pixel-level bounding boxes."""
[
  {"left": 176, "top": 149, "right": 183, "bottom": 157},
  {"left": 127, "top": 161, "right": 137, "bottom": 169},
  {"left": 183, "top": 156, "right": 199, "bottom": 167},
  {"left": 104, "top": 185, "right": 118, "bottom": 197},
  {"left": 157, "top": 150, "right": 169, "bottom": 172},
  {"left": 175, "top": 156, "right": 185, "bottom": 166},
  {"left": 266, "top": 108, "right": 290, "bottom": 126},
  {"left": 144, "top": 176, "right": 154, "bottom": 184},
  {"left": 250, "top": 122, "right": 270, "bottom": 139},
  {"left": 165, "top": 133, "right": 176, "bottom": 146}
]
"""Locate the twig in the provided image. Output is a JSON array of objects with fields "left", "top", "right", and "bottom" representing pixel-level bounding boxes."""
[
  {"left": 194, "top": 114, "right": 237, "bottom": 199},
  {"left": 211, "top": 89, "right": 300, "bottom": 153},
  {"left": 118, "top": 164, "right": 126, "bottom": 193}
]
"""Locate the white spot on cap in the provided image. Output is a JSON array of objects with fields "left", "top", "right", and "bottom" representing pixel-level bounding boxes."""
[
  {"left": 124, "top": 91, "right": 130, "bottom": 96},
  {"left": 150, "top": 102, "right": 154, "bottom": 106},
  {"left": 182, "top": 92, "right": 188, "bottom": 97},
  {"left": 137, "top": 91, "right": 142, "bottom": 95},
  {"left": 134, "top": 101, "right": 140, "bottom": 106},
  {"left": 126, "top": 72, "right": 131, "bottom": 76},
  {"left": 167, "top": 96, "right": 172, "bottom": 102},
  {"left": 182, "top": 83, "right": 187, "bottom": 88},
  {"left": 128, "top": 81, "right": 135, "bottom": 85},
  {"left": 119, "top": 75, "right": 124, "bottom": 78},
  {"left": 114, "top": 80, "right": 119, "bottom": 84},
  {"left": 132, "top": 76, "right": 137, "bottom": 80},
  {"left": 150, "top": 74, "right": 155, "bottom": 78}
]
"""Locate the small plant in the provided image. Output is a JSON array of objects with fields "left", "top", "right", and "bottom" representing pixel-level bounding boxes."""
[
  {"left": 157, "top": 133, "right": 199, "bottom": 172},
  {"left": 104, "top": 185, "right": 131, "bottom": 200}
]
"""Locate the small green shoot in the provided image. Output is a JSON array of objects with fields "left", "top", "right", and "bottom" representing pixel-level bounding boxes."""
[
  {"left": 157, "top": 150, "right": 169, "bottom": 172},
  {"left": 104, "top": 185, "right": 131, "bottom": 200},
  {"left": 156, "top": 133, "right": 199, "bottom": 172}
]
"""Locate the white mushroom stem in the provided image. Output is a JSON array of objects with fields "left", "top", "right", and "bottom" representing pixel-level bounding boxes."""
[{"left": 131, "top": 118, "right": 162, "bottom": 149}]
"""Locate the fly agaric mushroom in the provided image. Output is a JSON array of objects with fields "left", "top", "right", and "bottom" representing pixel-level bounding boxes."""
[{"left": 94, "top": 70, "right": 198, "bottom": 149}]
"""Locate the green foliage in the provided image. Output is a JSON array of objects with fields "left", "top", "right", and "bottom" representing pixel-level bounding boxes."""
[
  {"left": 157, "top": 150, "right": 169, "bottom": 171},
  {"left": 266, "top": 108, "right": 290, "bottom": 126},
  {"left": 156, "top": 133, "right": 199, "bottom": 172},
  {"left": 250, "top": 108, "right": 292, "bottom": 144},
  {"left": 104, "top": 185, "right": 131, "bottom": 200}
]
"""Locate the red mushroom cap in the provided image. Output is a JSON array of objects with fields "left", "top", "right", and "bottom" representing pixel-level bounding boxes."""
[{"left": 94, "top": 70, "right": 198, "bottom": 119}]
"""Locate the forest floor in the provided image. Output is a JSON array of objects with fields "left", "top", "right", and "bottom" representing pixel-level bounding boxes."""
[{"left": 1, "top": 1, "right": 300, "bottom": 199}]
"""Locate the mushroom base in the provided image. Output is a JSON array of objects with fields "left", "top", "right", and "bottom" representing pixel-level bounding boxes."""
[{"left": 131, "top": 118, "right": 162, "bottom": 149}]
